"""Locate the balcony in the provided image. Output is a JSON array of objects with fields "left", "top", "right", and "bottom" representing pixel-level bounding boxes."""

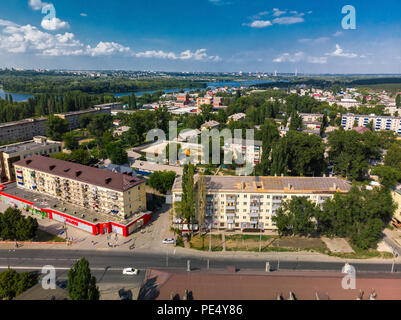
[
  {"left": 226, "top": 196, "right": 237, "bottom": 201},
  {"left": 272, "top": 199, "right": 282, "bottom": 204},
  {"left": 226, "top": 213, "right": 235, "bottom": 217},
  {"left": 249, "top": 213, "right": 259, "bottom": 218},
  {"left": 226, "top": 206, "right": 236, "bottom": 210}
]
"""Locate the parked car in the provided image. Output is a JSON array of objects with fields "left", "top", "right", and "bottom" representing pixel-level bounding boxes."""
[
  {"left": 163, "top": 238, "right": 175, "bottom": 244},
  {"left": 122, "top": 268, "right": 139, "bottom": 275}
]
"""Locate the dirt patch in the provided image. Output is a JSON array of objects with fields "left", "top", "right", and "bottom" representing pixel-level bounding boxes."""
[
  {"left": 322, "top": 237, "right": 354, "bottom": 253},
  {"left": 224, "top": 235, "right": 325, "bottom": 252}
]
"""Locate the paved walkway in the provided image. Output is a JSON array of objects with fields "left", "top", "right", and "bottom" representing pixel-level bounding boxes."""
[{"left": 1, "top": 202, "right": 401, "bottom": 264}]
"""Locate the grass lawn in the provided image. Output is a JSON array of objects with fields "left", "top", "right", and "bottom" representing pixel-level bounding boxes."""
[
  {"left": 190, "top": 234, "right": 223, "bottom": 251},
  {"left": 33, "top": 229, "right": 66, "bottom": 242},
  {"left": 224, "top": 235, "right": 327, "bottom": 253},
  {"left": 328, "top": 245, "right": 394, "bottom": 259}
]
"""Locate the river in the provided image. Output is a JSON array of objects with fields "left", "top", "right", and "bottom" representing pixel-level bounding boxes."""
[{"left": 0, "top": 80, "right": 274, "bottom": 102}]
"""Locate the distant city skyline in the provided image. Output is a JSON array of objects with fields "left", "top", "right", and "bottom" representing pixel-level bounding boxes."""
[{"left": 0, "top": 0, "right": 400, "bottom": 73}]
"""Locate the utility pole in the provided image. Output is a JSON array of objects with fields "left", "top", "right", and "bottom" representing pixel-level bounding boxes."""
[
  {"left": 259, "top": 228, "right": 262, "bottom": 252},
  {"left": 209, "top": 223, "right": 212, "bottom": 252},
  {"left": 187, "top": 260, "right": 191, "bottom": 272}
]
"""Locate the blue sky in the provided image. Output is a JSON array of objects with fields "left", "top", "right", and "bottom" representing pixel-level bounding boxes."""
[{"left": 0, "top": 0, "right": 400, "bottom": 73}]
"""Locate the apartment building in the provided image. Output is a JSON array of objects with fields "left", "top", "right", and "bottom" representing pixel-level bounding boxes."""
[
  {"left": 227, "top": 113, "right": 246, "bottom": 122},
  {"left": 94, "top": 102, "right": 124, "bottom": 110},
  {"left": 0, "top": 117, "right": 47, "bottom": 143},
  {"left": 196, "top": 97, "right": 213, "bottom": 109},
  {"left": 13, "top": 155, "right": 146, "bottom": 220},
  {"left": 54, "top": 107, "right": 111, "bottom": 130},
  {"left": 223, "top": 138, "right": 263, "bottom": 165},
  {"left": 172, "top": 176, "right": 351, "bottom": 231},
  {"left": 341, "top": 114, "right": 401, "bottom": 135},
  {"left": 299, "top": 113, "right": 324, "bottom": 123},
  {"left": 0, "top": 107, "right": 112, "bottom": 143},
  {"left": 0, "top": 136, "right": 62, "bottom": 182}
]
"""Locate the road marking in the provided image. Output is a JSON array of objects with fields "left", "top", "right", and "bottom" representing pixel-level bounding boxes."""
[{"left": 0, "top": 266, "right": 123, "bottom": 271}]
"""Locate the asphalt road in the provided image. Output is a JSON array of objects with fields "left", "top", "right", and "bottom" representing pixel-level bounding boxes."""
[{"left": 0, "top": 249, "right": 400, "bottom": 276}]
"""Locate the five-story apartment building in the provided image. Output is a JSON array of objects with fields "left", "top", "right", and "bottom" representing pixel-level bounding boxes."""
[
  {"left": 13, "top": 155, "right": 146, "bottom": 220},
  {"left": 172, "top": 175, "right": 351, "bottom": 231}
]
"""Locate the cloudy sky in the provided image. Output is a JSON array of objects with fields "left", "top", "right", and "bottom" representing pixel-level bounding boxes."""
[{"left": 0, "top": 0, "right": 400, "bottom": 73}]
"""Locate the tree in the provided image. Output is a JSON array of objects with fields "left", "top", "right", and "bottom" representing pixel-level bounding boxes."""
[
  {"left": 178, "top": 164, "right": 196, "bottom": 226},
  {"left": 327, "top": 129, "right": 381, "bottom": 181},
  {"left": 46, "top": 115, "right": 68, "bottom": 141},
  {"left": 196, "top": 172, "right": 207, "bottom": 229},
  {"left": 129, "top": 93, "right": 137, "bottom": 109},
  {"left": 270, "top": 131, "right": 325, "bottom": 177},
  {"left": 147, "top": 171, "right": 176, "bottom": 194},
  {"left": 273, "top": 197, "right": 319, "bottom": 237},
  {"left": 371, "top": 166, "right": 401, "bottom": 189},
  {"left": 384, "top": 143, "right": 401, "bottom": 170},
  {"left": 362, "top": 96, "right": 367, "bottom": 104},
  {"left": 78, "top": 114, "right": 93, "bottom": 129},
  {"left": 289, "top": 111, "right": 303, "bottom": 131},
  {"left": 317, "top": 186, "right": 396, "bottom": 249},
  {"left": 0, "top": 207, "right": 38, "bottom": 241},
  {"left": 106, "top": 142, "right": 128, "bottom": 165},
  {"left": 200, "top": 104, "right": 213, "bottom": 122},
  {"left": 396, "top": 94, "right": 401, "bottom": 107},
  {"left": 67, "top": 257, "right": 99, "bottom": 300},
  {"left": 87, "top": 113, "right": 112, "bottom": 139},
  {"left": 63, "top": 132, "right": 79, "bottom": 150},
  {"left": 51, "top": 152, "right": 71, "bottom": 161},
  {"left": 70, "top": 148, "right": 93, "bottom": 165},
  {"left": 255, "top": 119, "right": 280, "bottom": 175},
  {"left": 0, "top": 269, "right": 37, "bottom": 300}
]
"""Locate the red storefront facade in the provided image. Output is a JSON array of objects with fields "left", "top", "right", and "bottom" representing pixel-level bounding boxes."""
[{"left": 0, "top": 183, "right": 151, "bottom": 237}]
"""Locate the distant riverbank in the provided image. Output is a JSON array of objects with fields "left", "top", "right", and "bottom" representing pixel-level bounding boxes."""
[
  {"left": 0, "top": 79, "right": 274, "bottom": 102},
  {"left": 114, "top": 80, "right": 274, "bottom": 98}
]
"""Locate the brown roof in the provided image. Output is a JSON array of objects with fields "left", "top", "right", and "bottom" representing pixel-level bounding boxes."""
[
  {"left": 172, "top": 175, "right": 351, "bottom": 194},
  {"left": 14, "top": 155, "right": 145, "bottom": 192},
  {"left": 140, "top": 269, "right": 401, "bottom": 300}
]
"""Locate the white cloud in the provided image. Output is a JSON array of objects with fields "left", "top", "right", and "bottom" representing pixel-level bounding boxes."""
[
  {"left": 246, "top": 8, "right": 305, "bottom": 28},
  {"left": 273, "top": 8, "right": 287, "bottom": 17},
  {"left": 41, "top": 17, "right": 70, "bottom": 31},
  {"left": 135, "top": 49, "right": 221, "bottom": 62},
  {"left": 298, "top": 37, "right": 330, "bottom": 44},
  {"left": 86, "top": 41, "right": 131, "bottom": 56},
  {"left": 326, "top": 44, "right": 358, "bottom": 58},
  {"left": 80, "top": 13, "right": 88, "bottom": 17},
  {"left": 272, "top": 16, "right": 304, "bottom": 25},
  {"left": 307, "top": 56, "right": 327, "bottom": 64},
  {"left": 248, "top": 20, "right": 272, "bottom": 28},
  {"left": 333, "top": 31, "right": 343, "bottom": 37},
  {"left": 273, "top": 52, "right": 304, "bottom": 63},
  {"left": 28, "top": 0, "right": 48, "bottom": 10},
  {"left": 0, "top": 19, "right": 18, "bottom": 27},
  {"left": 208, "top": 0, "right": 231, "bottom": 5},
  {"left": 0, "top": 21, "right": 131, "bottom": 57},
  {"left": 273, "top": 52, "right": 327, "bottom": 64},
  {"left": 0, "top": 18, "right": 221, "bottom": 62}
]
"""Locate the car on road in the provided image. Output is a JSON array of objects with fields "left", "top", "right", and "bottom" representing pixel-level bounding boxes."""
[
  {"left": 162, "top": 238, "right": 175, "bottom": 244},
  {"left": 122, "top": 268, "right": 139, "bottom": 275},
  {"left": 56, "top": 280, "right": 67, "bottom": 289}
]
